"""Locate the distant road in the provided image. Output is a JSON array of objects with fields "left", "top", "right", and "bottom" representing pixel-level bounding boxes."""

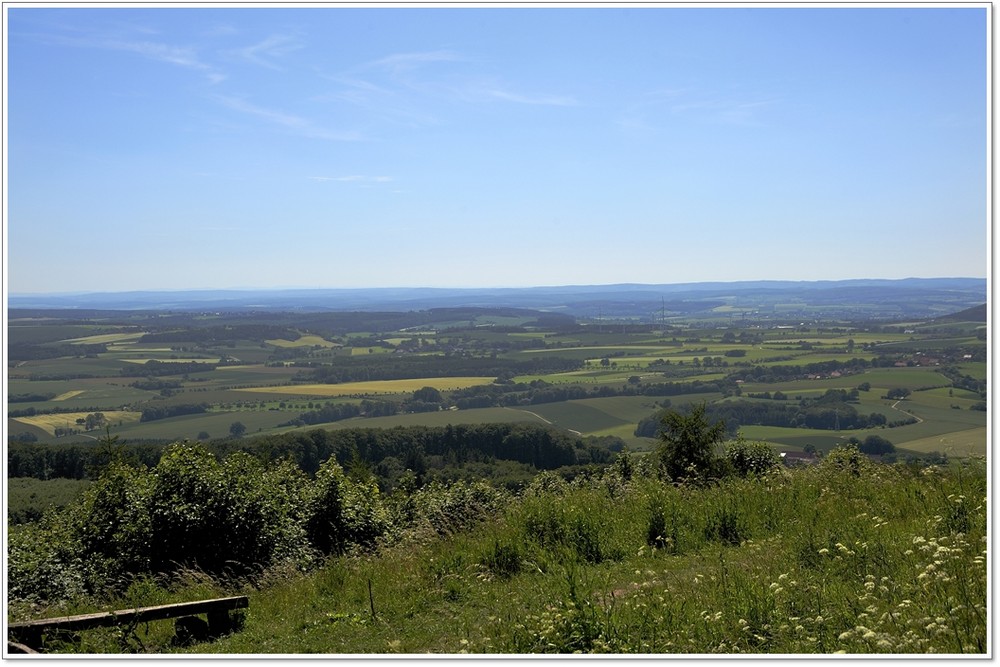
[
  {"left": 891, "top": 400, "right": 924, "bottom": 424},
  {"left": 503, "top": 407, "right": 583, "bottom": 435}
]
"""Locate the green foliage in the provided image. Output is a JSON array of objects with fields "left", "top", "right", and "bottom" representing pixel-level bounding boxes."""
[
  {"left": 724, "top": 436, "right": 780, "bottom": 478},
  {"left": 654, "top": 403, "right": 726, "bottom": 481},
  {"left": 858, "top": 435, "right": 895, "bottom": 455},
  {"left": 397, "top": 479, "right": 510, "bottom": 541},
  {"left": 8, "top": 453, "right": 987, "bottom": 655},
  {"left": 412, "top": 386, "right": 443, "bottom": 403},
  {"left": 821, "top": 444, "right": 873, "bottom": 477},
  {"left": 478, "top": 539, "right": 524, "bottom": 578},
  {"left": 305, "top": 458, "right": 389, "bottom": 556},
  {"left": 7, "top": 477, "right": 91, "bottom": 525}
]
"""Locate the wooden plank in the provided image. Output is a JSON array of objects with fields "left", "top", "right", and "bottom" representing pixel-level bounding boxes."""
[
  {"left": 7, "top": 640, "right": 39, "bottom": 654},
  {"left": 8, "top": 596, "right": 248, "bottom": 635}
]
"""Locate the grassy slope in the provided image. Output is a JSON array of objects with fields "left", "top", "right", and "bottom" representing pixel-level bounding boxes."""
[{"left": 23, "top": 458, "right": 987, "bottom": 656}]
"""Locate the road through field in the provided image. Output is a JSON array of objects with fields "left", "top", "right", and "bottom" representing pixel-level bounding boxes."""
[
  {"left": 892, "top": 400, "right": 924, "bottom": 423},
  {"left": 503, "top": 407, "right": 582, "bottom": 435}
]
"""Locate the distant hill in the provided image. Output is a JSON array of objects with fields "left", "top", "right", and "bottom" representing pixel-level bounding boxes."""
[
  {"left": 932, "top": 303, "right": 987, "bottom": 323},
  {"left": 7, "top": 278, "right": 987, "bottom": 321}
]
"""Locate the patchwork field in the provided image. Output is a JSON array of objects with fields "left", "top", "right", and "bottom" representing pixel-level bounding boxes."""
[
  {"left": 266, "top": 335, "right": 340, "bottom": 348},
  {"left": 12, "top": 410, "right": 143, "bottom": 436},
  {"left": 7, "top": 302, "right": 986, "bottom": 457},
  {"left": 236, "top": 377, "right": 497, "bottom": 397}
]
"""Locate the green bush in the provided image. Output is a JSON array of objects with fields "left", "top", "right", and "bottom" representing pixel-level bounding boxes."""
[
  {"left": 305, "top": 458, "right": 389, "bottom": 555},
  {"left": 724, "top": 437, "right": 780, "bottom": 478},
  {"left": 145, "top": 445, "right": 311, "bottom": 576}
]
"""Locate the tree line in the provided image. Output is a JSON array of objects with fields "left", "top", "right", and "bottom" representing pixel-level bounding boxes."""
[
  {"left": 450, "top": 378, "right": 731, "bottom": 410},
  {"left": 296, "top": 354, "right": 583, "bottom": 384},
  {"left": 8, "top": 423, "right": 618, "bottom": 484},
  {"left": 635, "top": 390, "right": 908, "bottom": 438}
]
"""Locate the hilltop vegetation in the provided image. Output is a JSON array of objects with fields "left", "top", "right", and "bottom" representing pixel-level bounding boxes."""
[{"left": 7, "top": 434, "right": 987, "bottom": 654}]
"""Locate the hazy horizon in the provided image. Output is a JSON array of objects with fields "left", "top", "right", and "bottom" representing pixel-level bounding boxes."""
[
  {"left": 7, "top": 276, "right": 987, "bottom": 299},
  {"left": 5, "top": 5, "right": 989, "bottom": 293}
]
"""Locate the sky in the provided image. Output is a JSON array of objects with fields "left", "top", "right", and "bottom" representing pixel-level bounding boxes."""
[{"left": 3, "top": 4, "right": 990, "bottom": 293}]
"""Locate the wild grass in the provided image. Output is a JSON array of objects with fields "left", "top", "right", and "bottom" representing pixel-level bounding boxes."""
[{"left": 11, "top": 450, "right": 986, "bottom": 655}]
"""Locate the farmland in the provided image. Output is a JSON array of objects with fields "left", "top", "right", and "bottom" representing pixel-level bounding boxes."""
[
  {"left": 5, "top": 285, "right": 989, "bottom": 656},
  {"left": 7, "top": 291, "right": 987, "bottom": 466}
]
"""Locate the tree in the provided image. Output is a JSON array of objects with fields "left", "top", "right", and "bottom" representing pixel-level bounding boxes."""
[
  {"left": 229, "top": 421, "right": 247, "bottom": 438},
  {"left": 412, "top": 386, "right": 443, "bottom": 403},
  {"left": 654, "top": 403, "right": 727, "bottom": 481},
  {"left": 859, "top": 434, "right": 895, "bottom": 456}
]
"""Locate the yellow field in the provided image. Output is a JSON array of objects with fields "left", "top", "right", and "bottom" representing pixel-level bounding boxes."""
[
  {"left": 107, "top": 345, "right": 176, "bottom": 353},
  {"left": 60, "top": 333, "right": 146, "bottom": 345},
  {"left": 901, "top": 427, "right": 987, "bottom": 458},
  {"left": 349, "top": 347, "right": 393, "bottom": 356},
  {"left": 121, "top": 358, "right": 221, "bottom": 364},
  {"left": 13, "top": 411, "right": 143, "bottom": 435},
  {"left": 237, "top": 377, "right": 496, "bottom": 397},
  {"left": 52, "top": 390, "right": 86, "bottom": 401},
  {"left": 266, "top": 335, "right": 340, "bottom": 348}
]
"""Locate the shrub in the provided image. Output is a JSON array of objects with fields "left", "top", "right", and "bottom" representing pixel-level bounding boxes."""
[
  {"left": 479, "top": 539, "right": 523, "bottom": 578},
  {"left": 145, "top": 445, "right": 311, "bottom": 576},
  {"left": 821, "top": 444, "right": 873, "bottom": 477},
  {"left": 305, "top": 458, "right": 389, "bottom": 555},
  {"left": 725, "top": 437, "right": 780, "bottom": 478}
]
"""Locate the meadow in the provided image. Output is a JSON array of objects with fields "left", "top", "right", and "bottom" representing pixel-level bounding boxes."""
[{"left": 7, "top": 448, "right": 987, "bottom": 655}]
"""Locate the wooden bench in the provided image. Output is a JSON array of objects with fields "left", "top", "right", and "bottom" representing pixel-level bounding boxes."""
[{"left": 8, "top": 595, "right": 249, "bottom": 653}]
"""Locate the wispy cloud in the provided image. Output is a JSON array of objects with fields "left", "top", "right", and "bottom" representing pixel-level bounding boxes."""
[
  {"left": 29, "top": 30, "right": 225, "bottom": 84},
  {"left": 316, "top": 75, "right": 442, "bottom": 128},
  {"left": 214, "top": 95, "right": 363, "bottom": 141},
  {"left": 120, "top": 39, "right": 225, "bottom": 83},
  {"left": 620, "top": 87, "right": 779, "bottom": 131},
  {"left": 228, "top": 34, "right": 303, "bottom": 70},
  {"left": 671, "top": 97, "right": 778, "bottom": 126},
  {"left": 366, "top": 50, "right": 464, "bottom": 75},
  {"left": 482, "top": 88, "right": 578, "bottom": 107},
  {"left": 309, "top": 175, "right": 392, "bottom": 183}
]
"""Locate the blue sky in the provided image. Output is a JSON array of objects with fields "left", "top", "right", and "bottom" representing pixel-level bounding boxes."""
[{"left": 5, "top": 5, "right": 989, "bottom": 293}]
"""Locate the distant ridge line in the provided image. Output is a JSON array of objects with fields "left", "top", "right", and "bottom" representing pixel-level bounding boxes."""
[{"left": 7, "top": 278, "right": 987, "bottom": 319}]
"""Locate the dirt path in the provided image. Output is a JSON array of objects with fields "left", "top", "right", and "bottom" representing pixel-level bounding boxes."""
[
  {"left": 891, "top": 400, "right": 924, "bottom": 423},
  {"left": 503, "top": 407, "right": 582, "bottom": 435}
]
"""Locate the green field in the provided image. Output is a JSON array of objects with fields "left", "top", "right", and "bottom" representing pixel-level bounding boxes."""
[
  {"left": 896, "top": 427, "right": 986, "bottom": 457},
  {"left": 303, "top": 407, "right": 550, "bottom": 432},
  {"left": 237, "top": 377, "right": 497, "bottom": 397},
  {"left": 8, "top": 306, "right": 986, "bottom": 454}
]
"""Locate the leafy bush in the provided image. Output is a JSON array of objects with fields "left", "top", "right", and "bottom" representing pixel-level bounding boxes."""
[
  {"left": 725, "top": 437, "right": 780, "bottom": 477},
  {"left": 305, "top": 458, "right": 389, "bottom": 556}
]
